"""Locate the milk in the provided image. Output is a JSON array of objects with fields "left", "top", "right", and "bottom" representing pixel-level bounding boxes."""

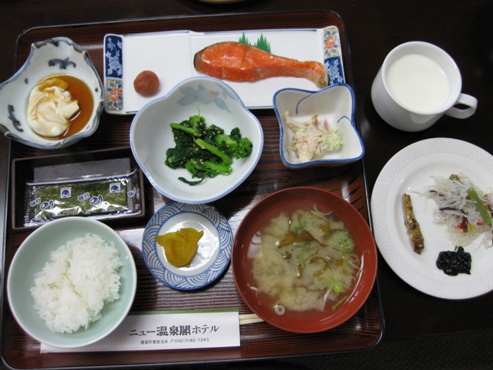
[{"left": 386, "top": 54, "right": 450, "bottom": 112}]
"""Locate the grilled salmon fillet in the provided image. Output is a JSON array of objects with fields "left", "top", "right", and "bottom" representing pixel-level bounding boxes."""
[{"left": 193, "top": 42, "right": 329, "bottom": 88}]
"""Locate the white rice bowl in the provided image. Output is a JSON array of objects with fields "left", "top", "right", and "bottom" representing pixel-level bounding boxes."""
[{"left": 7, "top": 217, "right": 137, "bottom": 348}]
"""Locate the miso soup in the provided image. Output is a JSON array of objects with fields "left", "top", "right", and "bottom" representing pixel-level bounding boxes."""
[{"left": 249, "top": 207, "right": 361, "bottom": 314}]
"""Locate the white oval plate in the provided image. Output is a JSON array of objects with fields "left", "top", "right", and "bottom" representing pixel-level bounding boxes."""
[
  {"left": 371, "top": 138, "right": 493, "bottom": 299},
  {"left": 142, "top": 202, "right": 233, "bottom": 290}
]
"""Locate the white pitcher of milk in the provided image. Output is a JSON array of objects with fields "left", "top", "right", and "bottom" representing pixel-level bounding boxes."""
[{"left": 371, "top": 41, "right": 477, "bottom": 132}]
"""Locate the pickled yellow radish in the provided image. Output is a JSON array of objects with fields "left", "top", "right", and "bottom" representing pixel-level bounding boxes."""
[{"left": 156, "top": 228, "right": 204, "bottom": 267}]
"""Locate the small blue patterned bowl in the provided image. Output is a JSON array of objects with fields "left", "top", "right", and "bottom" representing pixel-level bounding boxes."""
[
  {"left": 273, "top": 83, "right": 365, "bottom": 169},
  {"left": 130, "top": 76, "right": 264, "bottom": 204},
  {"left": 142, "top": 202, "right": 233, "bottom": 290},
  {"left": 0, "top": 37, "right": 103, "bottom": 149}
]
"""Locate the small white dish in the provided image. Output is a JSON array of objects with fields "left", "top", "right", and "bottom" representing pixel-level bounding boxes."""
[
  {"left": 273, "top": 83, "right": 364, "bottom": 169},
  {"left": 130, "top": 76, "right": 263, "bottom": 204},
  {"left": 371, "top": 138, "right": 493, "bottom": 299},
  {"left": 142, "top": 202, "right": 233, "bottom": 290},
  {"left": 0, "top": 37, "right": 103, "bottom": 149}
]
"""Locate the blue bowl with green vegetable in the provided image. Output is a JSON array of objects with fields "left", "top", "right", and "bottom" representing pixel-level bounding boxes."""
[{"left": 130, "top": 76, "right": 263, "bottom": 204}]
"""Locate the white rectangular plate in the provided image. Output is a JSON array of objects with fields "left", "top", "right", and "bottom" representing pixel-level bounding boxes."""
[{"left": 103, "top": 26, "right": 345, "bottom": 114}]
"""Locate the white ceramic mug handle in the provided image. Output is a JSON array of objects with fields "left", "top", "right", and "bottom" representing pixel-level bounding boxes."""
[{"left": 445, "top": 93, "right": 478, "bottom": 119}]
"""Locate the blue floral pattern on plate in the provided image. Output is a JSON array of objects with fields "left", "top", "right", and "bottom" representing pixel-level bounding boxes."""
[
  {"left": 142, "top": 202, "right": 233, "bottom": 290},
  {"left": 104, "top": 34, "right": 123, "bottom": 112},
  {"left": 322, "top": 26, "right": 345, "bottom": 85}
]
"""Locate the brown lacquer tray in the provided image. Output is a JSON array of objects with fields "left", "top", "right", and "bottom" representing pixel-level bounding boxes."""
[{"left": 2, "top": 11, "right": 383, "bottom": 369}]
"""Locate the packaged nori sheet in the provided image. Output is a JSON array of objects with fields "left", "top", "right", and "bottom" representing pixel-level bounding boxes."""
[{"left": 24, "top": 170, "right": 141, "bottom": 226}]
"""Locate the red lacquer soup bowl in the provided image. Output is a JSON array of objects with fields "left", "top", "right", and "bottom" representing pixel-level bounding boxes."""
[{"left": 232, "top": 187, "right": 377, "bottom": 333}]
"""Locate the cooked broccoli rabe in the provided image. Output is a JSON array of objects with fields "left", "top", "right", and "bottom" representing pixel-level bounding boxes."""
[
  {"left": 165, "top": 114, "right": 253, "bottom": 186},
  {"left": 215, "top": 127, "right": 253, "bottom": 160},
  {"left": 194, "top": 138, "right": 232, "bottom": 165}
]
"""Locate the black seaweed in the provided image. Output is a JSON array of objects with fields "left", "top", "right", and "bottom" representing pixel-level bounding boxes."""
[{"left": 436, "top": 246, "right": 472, "bottom": 276}]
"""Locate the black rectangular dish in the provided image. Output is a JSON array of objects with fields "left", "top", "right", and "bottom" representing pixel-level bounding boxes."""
[{"left": 11, "top": 147, "right": 145, "bottom": 232}]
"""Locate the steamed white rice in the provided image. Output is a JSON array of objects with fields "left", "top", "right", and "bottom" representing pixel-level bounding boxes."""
[{"left": 30, "top": 233, "right": 123, "bottom": 334}]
